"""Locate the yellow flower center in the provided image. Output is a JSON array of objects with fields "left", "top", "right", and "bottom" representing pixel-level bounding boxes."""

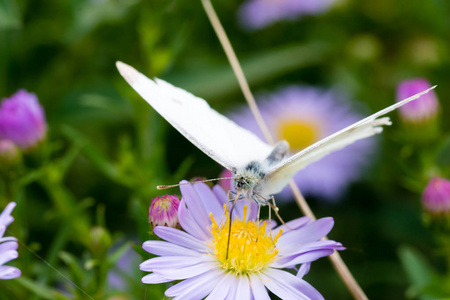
[
  {"left": 277, "top": 119, "right": 320, "bottom": 151},
  {"left": 209, "top": 205, "right": 282, "bottom": 276}
]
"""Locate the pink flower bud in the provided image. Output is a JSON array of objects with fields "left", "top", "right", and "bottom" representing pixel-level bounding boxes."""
[
  {"left": 422, "top": 177, "right": 450, "bottom": 215},
  {"left": 396, "top": 78, "right": 439, "bottom": 124},
  {"left": 0, "top": 90, "right": 47, "bottom": 150},
  {"left": 0, "top": 140, "right": 20, "bottom": 164},
  {"left": 149, "top": 195, "right": 181, "bottom": 229}
]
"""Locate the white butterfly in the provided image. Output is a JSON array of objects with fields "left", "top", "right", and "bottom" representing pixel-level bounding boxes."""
[{"left": 116, "top": 61, "right": 435, "bottom": 205}]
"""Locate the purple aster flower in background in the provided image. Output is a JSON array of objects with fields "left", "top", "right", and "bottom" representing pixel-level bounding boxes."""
[
  {"left": 238, "top": 0, "right": 336, "bottom": 30},
  {"left": 396, "top": 78, "right": 439, "bottom": 124},
  {"left": 149, "top": 195, "right": 181, "bottom": 229},
  {"left": 422, "top": 177, "right": 450, "bottom": 216},
  {"left": 140, "top": 181, "right": 344, "bottom": 299},
  {"left": 0, "top": 90, "right": 47, "bottom": 150},
  {"left": 108, "top": 246, "right": 140, "bottom": 290},
  {"left": 0, "top": 202, "right": 20, "bottom": 280},
  {"left": 231, "top": 85, "right": 374, "bottom": 201}
]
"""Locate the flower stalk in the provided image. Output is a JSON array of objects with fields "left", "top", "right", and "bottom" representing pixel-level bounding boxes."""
[{"left": 200, "top": 0, "right": 368, "bottom": 299}]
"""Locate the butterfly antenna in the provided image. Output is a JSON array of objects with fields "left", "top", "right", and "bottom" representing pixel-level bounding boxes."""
[{"left": 157, "top": 177, "right": 234, "bottom": 190}]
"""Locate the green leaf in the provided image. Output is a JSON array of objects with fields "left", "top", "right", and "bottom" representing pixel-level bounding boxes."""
[
  {"left": 59, "top": 251, "right": 85, "bottom": 287},
  {"left": 435, "top": 134, "right": 450, "bottom": 168},
  {"left": 106, "top": 242, "right": 132, "bottom": 268},
  {"left": 16, "top": 277, "right": 69, "bottom": 300},
  {"left": 168, "top": 42, "right": 330, "bottom": 100},
  {"left": 0, "top": 0, "right": 21, "bottom": 30},
  {"left": 65, "top": 0, "right": 137, "bottom": 43},
  {"left": 397, "top": 245, "right": 441, "bottom": 299},
  {"left": 398, "top": 245, "right": 434, "bottom": 287},
  {"left": 61, "top": 125, "right": 136, "bottom": 188}
]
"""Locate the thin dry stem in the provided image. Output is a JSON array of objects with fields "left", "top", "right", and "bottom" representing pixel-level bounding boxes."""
[
  {"left": 201, "top": 1, "right": 368, "bottom": 299},
  {"left": 200, "top": 0, "right": 274, "bottom": 145}
]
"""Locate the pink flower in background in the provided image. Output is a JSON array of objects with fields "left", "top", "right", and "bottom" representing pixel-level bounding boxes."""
[
  {"left": 396, "top": 78, "right": 439, "bottom": 124},
  {"left": 140, "top": 181, "right": 344, "bottom": 299},
  {"left": 0, "top": 202, "right": 20, "bottom": 280},
  {"left": 149, "top": 195, "right": 181, "bottom": 229},
  {"left": 0, "top": 90, "right": 47, "bottom": 150},
  {"left": 219, "top": 169, "right": 233, "bottom": 192},
  {"left": 231, "top": 85, "right": 375, "bottom": 201},
  {"left": 238, "top": 0, "right": 336, "bottom": 30},
  {"left": 422, "top": 177, "right": 450, "bottom": 215}
]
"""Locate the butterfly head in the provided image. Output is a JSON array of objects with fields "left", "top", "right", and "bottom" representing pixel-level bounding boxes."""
[
  {"left": 233, "top": 161, "right": 266, "bottom": 192},
  {"left": 233, "top": 175, "right": 255, "bottom": 191}
]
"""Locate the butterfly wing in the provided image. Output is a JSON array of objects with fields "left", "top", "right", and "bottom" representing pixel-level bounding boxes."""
[
  {"left": 116, "top": 61, "right": 273, "bottom": 170},
  {"left": 262, "top": 86, "right": 437, "bottom": 195}
]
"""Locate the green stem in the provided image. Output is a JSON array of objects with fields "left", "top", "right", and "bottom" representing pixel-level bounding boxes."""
[{"left": 38, "top": 224, "right": 71, "bottom": 284}]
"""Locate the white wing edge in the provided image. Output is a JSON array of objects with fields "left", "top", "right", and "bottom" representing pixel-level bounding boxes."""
[
  {"left": 271, "top": 85, "right": 436, "bottom": 171},
  {"left": 116, "top": 61, "right": 237, "bottom": 170},
  {"left": 263, "top": 86, "right": 436, "bottom": 194},
  {"left": 116, "top": 61, "right": 273, "bottom": 171},
  {"left": 116, "top": 61, "right": 140, "bottom": 85}
]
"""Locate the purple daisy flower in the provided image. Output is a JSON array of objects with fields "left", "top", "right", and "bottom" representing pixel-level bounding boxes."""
[
  {"left": 238, "top": 0, "right": 336, "bottom": 30},
  {"left": 0, "top": 90, "right": 47, "bottom": 150},
  {"left": 230, "top": 85, "right": 375, "bottom": 201},
  {"left": 140, "top": 181, "right": 344, "bottom": 299},
  {"left": 0, "top": 202, "right": 20, "bottom": 280},
  {"left": 108, "top": 246, "right": 140, "bottom": 290}
]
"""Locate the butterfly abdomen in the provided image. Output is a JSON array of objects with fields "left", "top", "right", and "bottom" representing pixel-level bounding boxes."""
[{"left": 265, "top": 141, "right": 290, "bottom": 165}]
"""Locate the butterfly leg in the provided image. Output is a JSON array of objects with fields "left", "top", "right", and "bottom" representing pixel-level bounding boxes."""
[
  {"left": 252, "top": 191, "right": 287, "bottom": 227},
  {"left": 220, "top": 190, "right": 235, "bottom": 226},
  {"left": 252, "top": 193, "right": 277, "bottom": 244},
  {"left": 256, "top": 203, "right": 261, "bottom": 221},
  {"left": 251, "top": 193, "right": 270, "bottom": 206},
  {"left": 270, "top": 195, "right": 294, "bottom": 230},
  {"left": 268, "top": 202, "right": 273, "bottom": 239},
  {"left": 224, "top": 190, "right": 244, "bottom": 221},
  {"left": 226, "top": 190, "right": 241, "bottom": 260},
  {"left": 229, "top": 190, "right": 245, "bottom": 200}
]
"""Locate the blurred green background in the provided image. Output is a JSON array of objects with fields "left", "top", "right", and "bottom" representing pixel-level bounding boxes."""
[{"left": 1, "top": 0, "right": 450, "bottom": 299}]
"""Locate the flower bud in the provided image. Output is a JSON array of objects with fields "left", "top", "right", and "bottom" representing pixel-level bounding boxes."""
[
  {"left": 149, "top": 195, "right": 180, "bottom": 229},
  {"left": 0, "top": 90, "right": 47, "bottom": 150},
  {"left": 422, "top": 177, "right": 450, "bottom": 215},
  {"left": 396, "top": 78, "right": 439, "bottom": 124},
  {"left": 89, "top": 226, "right": 112, "bottom": 259},
  {"left": 0, "top": 140, "right": 21, "bottom": 165}
]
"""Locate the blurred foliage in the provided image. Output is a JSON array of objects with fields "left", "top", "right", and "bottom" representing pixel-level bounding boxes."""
[{"left": 0, "top": 0, "right": 450, "bottom": 299}]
